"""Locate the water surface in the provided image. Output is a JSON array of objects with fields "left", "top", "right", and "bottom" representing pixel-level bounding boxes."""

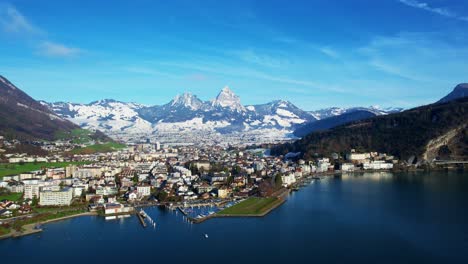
[{"left": 1, "top": 171, "right": 467, "bottom": 263}]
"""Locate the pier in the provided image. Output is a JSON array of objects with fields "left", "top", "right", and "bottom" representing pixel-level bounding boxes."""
[{"left": 137, "top": 211, "right": 147, "bottom": 228}]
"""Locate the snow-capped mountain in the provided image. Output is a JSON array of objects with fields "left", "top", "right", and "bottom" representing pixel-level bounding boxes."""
[
  {"left": 42, "top": 87, "right": 403, "bottom": 142},
  {"left": 309, "top": 106, "right": 403, "bottom": 120},
  {"left": 211, "top": 86, "right": 246, "bottom": 112},
  {"left": 170, "top": 92, "right": 204, "bottom": 111},
  {"left": 43, "top": 87, "right": 317, "bottom": 141},
  {"left": 43, "top": 99, "right": 153, "bottom": 136}
]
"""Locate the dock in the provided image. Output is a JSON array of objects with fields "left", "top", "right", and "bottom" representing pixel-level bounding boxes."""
[{"left": 137, "top": 212, "right": 147, "bottom": 228}]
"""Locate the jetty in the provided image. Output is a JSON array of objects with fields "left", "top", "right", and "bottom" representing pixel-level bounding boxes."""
[{"left": 137, "top": 210, "right": 147, "bottom": 228}]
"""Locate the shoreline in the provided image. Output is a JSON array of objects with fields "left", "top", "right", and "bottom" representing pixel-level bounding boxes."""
[
  {"left": 0, "top": 212, "right": 97, "bottom": 240},
  {"left": 191, "top": 190, "right": 289, "bottom": 223},
  {"left": 0, "top": 170, "right": 416, "bottom": 239}
]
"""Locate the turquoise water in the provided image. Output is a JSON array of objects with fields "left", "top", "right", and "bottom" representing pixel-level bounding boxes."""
[{"left": 1, "top": 171, "right": 467, "bottom": 263}]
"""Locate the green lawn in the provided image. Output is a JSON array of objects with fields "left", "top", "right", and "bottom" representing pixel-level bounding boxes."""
[
  {"left": 0, "top": 192, "right": 22, "bottom": 201},
  {"left": 0, "top": 161, "right": 90, "bottom": 180},
  {"left": 0, "top": 225, "right": 9, "bottom": 236},
  {"left": 55, "top": 128, "right": 94, "bottom": 144},
  {"left": 11, "top": 208, "right": 87, "bottom": 231},
  {"left": 217, "top": 197, "right": 282, "bottom": 215},
  {"left": 71, "top": 142, "right": 126, "bottom": 154}
]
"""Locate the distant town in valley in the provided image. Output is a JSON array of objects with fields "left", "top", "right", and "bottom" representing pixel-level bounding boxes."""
[
  {"left": 1, "top": 1, "right": 468, "bottom": 262},
  {"left": 0, "top": 75, "right": 466, "bottom": 239}
]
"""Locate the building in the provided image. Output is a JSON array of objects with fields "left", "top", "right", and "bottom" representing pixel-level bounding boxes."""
[
  {"left": 104, "top": 203, "right": 133, "bottom": 215},
  {"left": 217, "top": 187, "right": 231, "bottom": 199},
  {"left": 72, "top": 167, "right": 103, "bottom": 179},
  {"left": 197, "top": 182, "right": 213, "bottom": 194},
  {"left": 192, "top": 161, "right": 211, "bottom": 171},
  {"left": 363, "top": 161, "right": 394, "bottom": 170},
  {"left": 39, "top": 187, "right": 73, "bottom": 206},
  {"left": 6, "top": 182, "right": 24, "bottom": 193},
  {"left": 317, "top": 158, "right": 331, "bottom": 172},
  {"left": 137, "top": 185, "right": 151, "bottom": 197},
  {"left": 340, "top": 163, "right": 355, "bottom": 172},
  {"left": 23, "top": 179, "right": 41, "bottom": 200},
  {"left": 346, "top": 152, "right": 371, "bottom": 161},
  {"left": 281, "top": 173, "right": 296, "bottom": 187},
  {"left": 96, "top": 185, "right": 118, "bottom": 196}
]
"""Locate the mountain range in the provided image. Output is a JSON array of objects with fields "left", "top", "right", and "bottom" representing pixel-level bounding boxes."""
[
  {"left": 272, "top": 84, "right": 468, "bottom": 161},
  {"left": 41, "top": 86, "right": 402, "bottom": 141},
  {"left": 1, "top": 74, "right": 466, "bottom": 161}
]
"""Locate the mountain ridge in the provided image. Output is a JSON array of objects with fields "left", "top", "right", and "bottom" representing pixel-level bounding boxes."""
[
  {"left": 43, "top": 86, "right": 406, "bottom": 141},
  {"left": 271, "top": 84, "right": 468, "bottom": 161},
  {"left": 0, "top": 75, "right": 112, "bottom": 143}
]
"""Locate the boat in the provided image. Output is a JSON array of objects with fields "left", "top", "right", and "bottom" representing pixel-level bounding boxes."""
[{"left": 204, "top": 234, "right": 208, "bottom": 238}]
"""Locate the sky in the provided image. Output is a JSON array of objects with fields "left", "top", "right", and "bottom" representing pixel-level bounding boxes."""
[{"left": 1, "top": 0, "right": 468, "bottom": 110}]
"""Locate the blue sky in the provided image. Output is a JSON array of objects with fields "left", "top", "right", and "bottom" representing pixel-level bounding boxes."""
[{"left": 1, "top": 0, "right": 467, "bottom": 110}]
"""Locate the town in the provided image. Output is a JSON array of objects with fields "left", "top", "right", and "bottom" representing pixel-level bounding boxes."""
[{"left": 0, "top": 134, "right": 403, "bottom": 239}]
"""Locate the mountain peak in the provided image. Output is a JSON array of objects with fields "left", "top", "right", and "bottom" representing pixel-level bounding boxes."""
[
  {"left": 438, "top": 83, "right": 468, "bottom": 103},
  {"left": 454, "top": 83, "right": 468, "bottom": 90},
  {"left": 212, "top": 86, "right": 245, "bottom": 112},
  {"left": 220, "top": 85, "right": 234, "bottom": 93},
  {"left": 171, "top": 92, "right": 203, "bottom": 110}
]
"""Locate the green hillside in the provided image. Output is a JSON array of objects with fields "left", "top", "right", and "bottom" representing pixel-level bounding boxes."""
[{"left": 272, "top": 98, "right": 468, "bottom": 161}]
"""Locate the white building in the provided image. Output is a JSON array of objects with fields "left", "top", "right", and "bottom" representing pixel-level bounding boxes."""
[
  {"left": 96, "top": 186, "right": 118, "bottom": 196},
  {"left": 39, "top": 187, "right": 73, "bottom": 206},
  {"left": 340, "top": 163, "right": 355, "bottom": 172},
  {"left": 23, "top": 179, "right": 41, "bottom": 200},
  {"left": 317, "top": 158, "right": 331, "bottom": 172},
  {"left": 137, "top": 185, "right": 151, "bottom": 197},
  {"left": 363, "top": 161, "right": 394, "bottom": 170},
  {"left": 104, "top": 203, "right": 133, "bottom": 215},
  {"left": 281, "top": 173, "right": 296, "bottom": 187},
  {"left": 347, "top": 152, "right": 371, "bottom": 161}
]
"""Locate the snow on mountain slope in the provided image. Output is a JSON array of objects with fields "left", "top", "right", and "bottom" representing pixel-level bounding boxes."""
[
  {"left": 309, "top": 106, "right": 403, "bottom": 120},
  {"left": 43, "top": 99, "right": 153, "bottom": 135},
  {"left": 171, "top": 92, "right": 204, "bottom": 110},
  {"left": 42, "top": 86, "right": 402, "bottom": 143},
  {"left": 211, "top": 86, "right": 246, "bottom": 112}
]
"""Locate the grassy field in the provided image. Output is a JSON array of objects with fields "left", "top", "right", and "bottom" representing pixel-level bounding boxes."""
[
  {"left": 55, "top": 128, "right": 94, "bottom": 144},
  {"left": 11, "top": 208, "right": 87, "bottom": 231},
  {"left": 0, "top": 193, "right": 22, "bottom": 201},
  {"left": 71, "top": 142, "right": 126, "bottom": 154},
  {"left": 0, "top": 161, "right": 90, "bottom": 179},
  {"left": 217, "top": 197, "right": 283, "bottom": 216},
  {"left": 0, "top": 225, "right": 9, "bottom": 236}
]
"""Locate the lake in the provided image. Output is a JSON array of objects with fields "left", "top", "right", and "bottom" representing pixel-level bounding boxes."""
[{"left": 1, "top": 171, "right": 467, "bottom": 263}]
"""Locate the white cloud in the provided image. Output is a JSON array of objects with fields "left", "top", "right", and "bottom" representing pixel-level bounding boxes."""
[
  {"left": 398, "top": 0, "right": 468, "bottom": 22},
  {"left": 0, "top": 5, "right": 41, "bottom": 34},
  {"left": 158, "top": 61, "right": 348, "bottom": 93},
  {"left": 38, "top": 41, "right": 82, "bottom": 57},
  {"left": 125, "top": 66, "right": 179, "bottom": 78},
  {"left": 1, "top": 4, "right": 82, "bottom": 58},
  {"left": 320, "top": 47, "right": 339, "bottom": 59},
  {"left": 233, "top": 49, "right": 285, "bottom": 68},
  {"left": 359, "top": 32, "right": 468, "bottom": 83}
]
